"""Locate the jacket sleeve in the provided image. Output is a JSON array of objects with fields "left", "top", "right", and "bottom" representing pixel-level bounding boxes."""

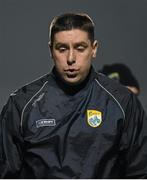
[
  {"left": 122, "top": 93, "right": 147, "bottom": 178},
  {"left": 0, "top": 95, "right": 24, "bottom": 178}
]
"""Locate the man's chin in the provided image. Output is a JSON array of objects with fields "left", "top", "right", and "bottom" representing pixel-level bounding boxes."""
[{"left": 63, "top": 77, "right": 82, "bottom": 86}]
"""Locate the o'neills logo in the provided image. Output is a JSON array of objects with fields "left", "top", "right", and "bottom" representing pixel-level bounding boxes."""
[
  {"left": 36, "top": 119, "right": 56, "bottom": 128},
  {"left": 87, "top": 110, "right": 102, "bottom": 128}
]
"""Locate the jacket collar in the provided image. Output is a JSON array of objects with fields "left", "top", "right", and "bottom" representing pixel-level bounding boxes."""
[{"left": 51, "top": 66, "right": 97, "bottom": 95}]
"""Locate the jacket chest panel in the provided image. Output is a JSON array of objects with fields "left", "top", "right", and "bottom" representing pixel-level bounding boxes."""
[{"left": 22, "top": 84, "right": 124, "bottom": 155}]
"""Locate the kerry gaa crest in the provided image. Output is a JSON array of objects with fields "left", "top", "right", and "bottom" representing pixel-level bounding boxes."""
[{"left": 87, "top": 110, "right": 102, "bottom": 127}]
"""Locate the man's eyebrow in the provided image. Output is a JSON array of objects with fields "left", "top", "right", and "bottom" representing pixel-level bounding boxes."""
[
  {"left": 54, "top": 41, "right": 88, "bottom": 48},
  {"left": 74, "top": 42, "right": 88, "bottom": 47},
  {"left": 54, "top": 43, "right": 68, "bottom": 48}
]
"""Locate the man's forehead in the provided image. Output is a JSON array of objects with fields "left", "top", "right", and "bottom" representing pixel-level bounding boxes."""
[
  {"left": 53, "top": 29, "right": 90, "bottom": 45},
  {"left": 54, "top": 29, "right": 89, "bottom": 38}
]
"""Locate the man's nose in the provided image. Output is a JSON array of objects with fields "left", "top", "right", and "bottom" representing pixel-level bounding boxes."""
[{"left": 67, "top": 49, "right": 76, "bottom": 65}]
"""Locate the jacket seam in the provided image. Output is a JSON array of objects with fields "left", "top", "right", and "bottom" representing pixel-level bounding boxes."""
[
  {"left": 20, "top": 81, "right": 48, "bottom": 133},
  {"left": 95, "top": 78, "right": 126, "bottom": 119}
]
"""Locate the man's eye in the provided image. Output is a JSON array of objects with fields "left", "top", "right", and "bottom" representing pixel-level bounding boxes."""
[
  {"left": 76, "top": 46, "right": 86, "bottom": 52},
  {"left": 58, "top": 47, "right": 67, "bottom": 52}
]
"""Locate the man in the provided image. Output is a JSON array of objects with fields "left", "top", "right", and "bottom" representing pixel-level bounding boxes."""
[
  {"left": 0, "top": 12, "right": 147, "bottom": 178},
  {"left": 99, "top": 63, "right": 140, "bottom": 95}
]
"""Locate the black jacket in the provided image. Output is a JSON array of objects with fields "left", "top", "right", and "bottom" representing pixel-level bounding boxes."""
[{"left": 0, "top": 67, "right": 147, "bottom": 178}]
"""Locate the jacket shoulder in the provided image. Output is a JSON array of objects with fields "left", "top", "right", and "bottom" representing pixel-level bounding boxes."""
[
  {"left": 9, "top": 73, "right": 50, "bottom": 112},
  {"left": 96, "top": 73, "right": 131, "bottom": 96},
  {"left": 95, "top": 73, "right": 133, "bottom": 118}
]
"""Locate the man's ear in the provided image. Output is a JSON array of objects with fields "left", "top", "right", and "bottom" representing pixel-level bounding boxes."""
[
  {"left": 48, "top": 41, "right": 53, "bottom": 58},
  {"left": 92, "top": 40, "right": 99, "bottom": 58}
]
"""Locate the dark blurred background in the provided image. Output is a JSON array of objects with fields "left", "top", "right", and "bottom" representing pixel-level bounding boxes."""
[{"left": 0, "top": 0, "right": 147, "bottom": 112}]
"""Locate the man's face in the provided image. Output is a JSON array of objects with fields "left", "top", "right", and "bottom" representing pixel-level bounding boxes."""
[{"left": 50, "top": 29, "right": 98, "bottom": 85}]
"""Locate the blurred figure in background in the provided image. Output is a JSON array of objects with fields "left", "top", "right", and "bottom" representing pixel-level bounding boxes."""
[{"left": 99, "top": 63, "right": 140, "bottom": 95}]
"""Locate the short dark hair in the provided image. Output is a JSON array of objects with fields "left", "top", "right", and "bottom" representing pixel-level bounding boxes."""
[{"left": 49, "top": 12, "right": 95, "bottom": 47}]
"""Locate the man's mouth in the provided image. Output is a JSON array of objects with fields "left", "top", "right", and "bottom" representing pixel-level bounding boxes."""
[{"left": 64, "top": 69, "right": 79, "bottom": 77}]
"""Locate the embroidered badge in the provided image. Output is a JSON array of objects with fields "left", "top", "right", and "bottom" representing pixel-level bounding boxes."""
[
  {"left": 87, "top": 110, "right": 102, "bottom": 128},
  {"left": 36, "top": 119, "right": 56, "bottom": 128}
]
